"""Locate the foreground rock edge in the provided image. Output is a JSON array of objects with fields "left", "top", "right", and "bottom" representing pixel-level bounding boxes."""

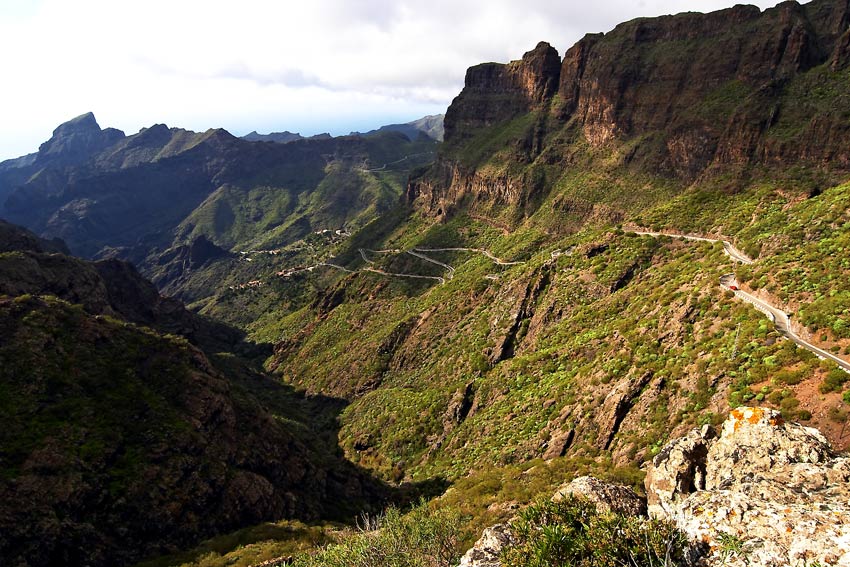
[{"left": 458, "top": 407, "right": 849, "bottom": 567}]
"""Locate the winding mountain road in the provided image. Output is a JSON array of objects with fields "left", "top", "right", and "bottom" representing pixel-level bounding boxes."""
[
  {"left": 407, "top": 249, "right": 456, "bottom": 280},
  {"left": 631, "top": 230, "right": 850, "bottom": 373},
  {"left": 632, "top": 231, "right": 754, "bottom": 264},
  {"left": 414, "top": 247, "right": 525, "bottom": 266},
  {"left": 273, "top": 245, "right": 520, "bottom": 287},
  {"left": 361, "top": 152, "right": 434, "bottom": 173}
]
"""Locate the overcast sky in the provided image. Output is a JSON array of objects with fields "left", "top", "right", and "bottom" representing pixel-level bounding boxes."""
[{"left": 1, "top": 0, "right": 781, "bottom": 160}]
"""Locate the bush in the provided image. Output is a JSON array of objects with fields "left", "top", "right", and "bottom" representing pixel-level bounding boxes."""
[
  {"left": 501, "top": 497, "right": 690, "bottom": 567},
  {"left": 819, "top": 368, "right": 849, "bottom": 394},
  {"left": 292, "top": 502, "right": 462, "bottom": 567}
]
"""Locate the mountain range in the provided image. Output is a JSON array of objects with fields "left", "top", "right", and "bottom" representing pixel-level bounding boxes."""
[{"left": 2, "top": 0, "right": 850, "bottom": 565}]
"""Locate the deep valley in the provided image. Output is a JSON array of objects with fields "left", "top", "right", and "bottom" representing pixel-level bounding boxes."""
[{"left": 2, "top": 0, "right": 850, "bottom": 565}]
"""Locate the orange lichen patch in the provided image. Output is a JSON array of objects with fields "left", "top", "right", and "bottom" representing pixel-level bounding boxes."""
[
  {"left": 745, "top": 407, "right": 766, "bottom": 424},
  {"left": 730, "top": 407, "right": 784, "bottom": 430},
  {"left": 731, "top": 408, "right": 746, "bottom": 431}
]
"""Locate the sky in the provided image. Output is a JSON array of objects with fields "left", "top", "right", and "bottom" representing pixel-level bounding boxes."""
[{"left": 0, "top": 0, "right": 780, "bottom": 160}]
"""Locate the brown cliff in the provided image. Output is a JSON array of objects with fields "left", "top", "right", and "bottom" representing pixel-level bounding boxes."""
[
  {"left": 411, "top": 0, "right": 850, "bottom": 218},
  {"left": 443, "top": 42, "right": 560, "bottom": 143}
]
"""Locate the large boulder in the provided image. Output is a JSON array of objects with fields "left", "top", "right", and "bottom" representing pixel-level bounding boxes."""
[
  {"left": 552, "top": 475, "right": 646, "bottom": 517},
  {"left": 646, "top": 407, "right": 850, "bottom": 567}
]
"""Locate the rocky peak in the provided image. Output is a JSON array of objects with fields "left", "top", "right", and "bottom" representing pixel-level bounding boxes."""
[
  {"left": 36, "top": 112, "right": 125, "bottom": 166},
  {"left": 511, "top": 41, "right": 561, "bottom": 104},
  {"left": 443, "top": 43, "right": 560, "bottom": 143},
  {"left": 49, "top": 111, "right": 100, "bottom": 137}
]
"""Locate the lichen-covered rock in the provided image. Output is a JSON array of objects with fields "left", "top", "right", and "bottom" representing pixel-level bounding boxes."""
[
  {"left": 456, "top": 524, "right": 515, "bottom": 567},
  {"left": 646, "top": 407, "right": 850, "bottom": 567},
  {"left": 552, "top": 475, "right": 646, "bottom": 517},
  {"left": 645, "top": 424, "right": 716, "bottom": 518}
]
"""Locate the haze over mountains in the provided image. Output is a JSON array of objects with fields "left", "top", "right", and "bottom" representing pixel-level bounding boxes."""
[
  {"left": 2, "top": 0, "right": 850, "bottom": 566},
  {"left": 0, "top": 112, "right": 440, "bottom": 259}
]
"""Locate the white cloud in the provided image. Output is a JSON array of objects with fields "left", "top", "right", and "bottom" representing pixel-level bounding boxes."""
[{"left": 0, "top": 0, "right": 780, "bottom": 159}]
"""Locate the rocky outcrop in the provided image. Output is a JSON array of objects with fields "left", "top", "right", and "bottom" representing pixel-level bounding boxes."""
[
  {"left": 552, "top": 475, "right": 646, "bottom": 516},
  {"left": 646, "top": 407, "right": 850, "bottom": 566},
  {"left": 456, "top": 524, "right": 515, "bottom": 567}
]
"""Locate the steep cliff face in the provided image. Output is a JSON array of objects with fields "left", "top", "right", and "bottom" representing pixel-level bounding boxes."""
[
  {"left": 558, "top": 0, "right": 850, "bottom": 168},
  {"left": 410, "top": 0, "right": 850, "bottom": 219},
  {"left": 443, "top": 42, "right": 560, "bottom": 142}
]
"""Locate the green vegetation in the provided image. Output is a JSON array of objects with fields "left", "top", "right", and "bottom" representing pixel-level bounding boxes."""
[
  {"left": 176, "top": 134, "right": 436, "bottom": 253},
  {"left": 10, "top": 22, "right": 850, "bottom": 566},
  {"left": 291, "top": 502, "right": 462, "bottom": 567},
  {"left": 502, "top": 497, "right": 689, "bottom": 567},
  {"left": 136, "top": 521, "right": 331, "bottom": 567}
]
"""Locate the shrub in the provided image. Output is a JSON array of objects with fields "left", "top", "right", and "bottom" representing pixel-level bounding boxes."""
[
  {"left": 818, "top": 368, "right": 849, "bottom": 394},
  {"left": 292, "top": 502, "right": 462, "bottom": 567},
  {"left": 501, "top": 496, "right": 690, "bottom": 567}
]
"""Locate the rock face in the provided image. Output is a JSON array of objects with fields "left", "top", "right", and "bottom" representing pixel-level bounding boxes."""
[
  {"left": 444, "top": 42, "right": 560, "bottom": 143},
  {"left": 646, "top": 407, "right": 850, "bottom": 567},
  {"left": 410, "top": 0, "right": 850, "bottom": 217}
]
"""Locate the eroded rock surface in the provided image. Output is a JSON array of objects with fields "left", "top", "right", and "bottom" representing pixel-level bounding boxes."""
[
  {"left": 646, "top": 407, "right": 850, "bottom": 567},
  {"left": 456, "top": 524, "right": 515, "bottom": 567}
]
